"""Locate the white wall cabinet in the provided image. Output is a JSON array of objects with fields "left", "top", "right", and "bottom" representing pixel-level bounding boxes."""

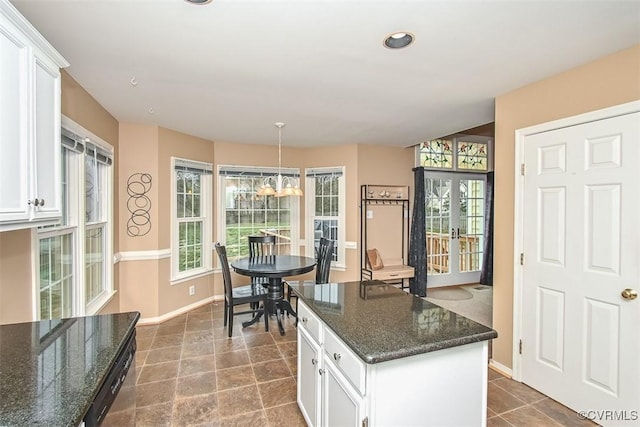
[{"left": 0, "top": 0, "right": 68, "bottom": 231}]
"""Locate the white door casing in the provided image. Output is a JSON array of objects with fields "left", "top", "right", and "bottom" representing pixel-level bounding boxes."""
[{"left": 513, "top": 101, "right": 640, "bottom": 426}]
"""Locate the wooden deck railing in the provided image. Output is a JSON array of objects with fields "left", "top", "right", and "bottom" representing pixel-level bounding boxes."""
[{"left": 426, "top": 232, "right": 482, "bottom": 273}]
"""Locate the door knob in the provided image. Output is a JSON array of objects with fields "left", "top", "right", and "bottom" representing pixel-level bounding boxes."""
[{"left": 621, "top": 289, "right": 637, "bottom": 300}]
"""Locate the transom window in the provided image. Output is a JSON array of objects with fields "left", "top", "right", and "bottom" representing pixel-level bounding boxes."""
[
  {"left": 418, "top": 137, "right": 492, "bottom": 172},
  {"left": 219, "top": 165, "right": 300, "bottom": 259}
]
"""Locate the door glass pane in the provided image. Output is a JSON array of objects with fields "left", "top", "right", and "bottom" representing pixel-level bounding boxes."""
[
  {"left": 459, "top": 179, "right": 485, "bottom": 273},
  {"left": 425, "top": 177, "right": 451, "bottom": 275}
]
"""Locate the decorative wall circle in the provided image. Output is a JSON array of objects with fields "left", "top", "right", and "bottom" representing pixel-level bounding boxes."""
[{"left": 127, "top": 173, "right": 152, "bottom": 237}]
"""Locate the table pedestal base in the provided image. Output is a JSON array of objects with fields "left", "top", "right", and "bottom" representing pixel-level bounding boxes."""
[{"left": 242, "top": 278, "right": 297, "bottom": 335}]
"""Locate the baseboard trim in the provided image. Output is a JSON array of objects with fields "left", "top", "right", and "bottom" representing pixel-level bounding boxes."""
[
  {"left": 489, "top": 359, "right": 513, "bottom": 378},
  {"left": 137, "top": 295, "right": 223, "bottom": 325}
]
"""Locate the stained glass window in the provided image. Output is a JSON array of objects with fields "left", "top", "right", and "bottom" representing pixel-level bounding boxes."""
[
  {"left": 419, "top": 139, "right": 453, "bottom": 169},
  {"left": 457, "top": 141, "right": 488, "bottom": 171},
  {"left": 419, "top": 138, "right": 490, "bottom": 172}
]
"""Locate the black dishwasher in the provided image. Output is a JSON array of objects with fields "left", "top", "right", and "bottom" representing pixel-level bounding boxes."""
[{"left": 84, "top": 329, "right": 137, "bottom": 426}]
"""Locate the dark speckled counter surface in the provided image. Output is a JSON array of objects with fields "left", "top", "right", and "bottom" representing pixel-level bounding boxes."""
[
  {"left": 0, "top": 311, "right": 140, "bottom": 426},
  {"left": 290, "top": 280, "right": 497, "bottom": 364}
]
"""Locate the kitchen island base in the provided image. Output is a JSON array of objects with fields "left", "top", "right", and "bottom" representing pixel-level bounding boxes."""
[{"left": 293, "top": 282, "right": 496, "bottom": 427}]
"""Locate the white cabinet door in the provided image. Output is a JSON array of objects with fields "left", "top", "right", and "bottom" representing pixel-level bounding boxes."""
[
  {"left": 298, "top": 327, "right": 321, "bottom": 427},
  {"left": 31, "top": 53, "right": 61, "bottom": 220},
  {"left": 0, "top": 17, "right": 30, "bottom": 223},
  {"left": 322, "top": 358, "right": 365, "bottom": 427},
  {"left": 0, "top": 0, "right": 66, "bottom": 230}
]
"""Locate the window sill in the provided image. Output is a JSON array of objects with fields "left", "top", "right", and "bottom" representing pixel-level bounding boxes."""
[
  {"left": 171, "top": 268, "right": 214, "bottom": 285},
  {"left": 89, "top": 290, "right": 118, "bottom": 315}
]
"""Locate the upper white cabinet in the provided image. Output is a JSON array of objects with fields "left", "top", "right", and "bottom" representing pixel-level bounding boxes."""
[{"left": 0, "top": 0, "right": 68, "bottom": 231}]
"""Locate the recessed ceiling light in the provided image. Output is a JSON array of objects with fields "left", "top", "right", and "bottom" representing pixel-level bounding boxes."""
[
  {"left": 384, "top": 32, "right": 414, "bottom": 49},
  {"left": 184, "top": 0, "right": 212, "bottom": 4}
]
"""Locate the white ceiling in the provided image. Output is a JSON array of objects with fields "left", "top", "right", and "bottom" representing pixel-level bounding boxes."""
[{"left": 10, "top": 0, "right": 640, "bottom": 148}]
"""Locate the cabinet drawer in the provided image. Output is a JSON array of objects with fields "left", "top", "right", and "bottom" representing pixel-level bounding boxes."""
[
  {"left": 324, "top": 328, "right": 366, "bottom": 394},
  {"left": 297, "top": 302, "right": 322, "bottom": 344}
]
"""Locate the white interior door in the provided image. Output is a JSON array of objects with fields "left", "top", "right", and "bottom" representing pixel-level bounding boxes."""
[
  {"left": 426, "top": 172, "right": 486, "bottom": 287},
  {"left": 520, "top": 111, "right": 640, "bottom": 426}
]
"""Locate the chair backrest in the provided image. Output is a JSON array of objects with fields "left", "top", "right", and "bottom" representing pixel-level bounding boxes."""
[
  {"left": 315, "top": 237, "right": 334, "bottom": 284},
  {"left": 215, "top": 243, "right": 234, "bottom": 302},
  {"left": 248, "top": 234, "right": 276, "bottom": 257}
]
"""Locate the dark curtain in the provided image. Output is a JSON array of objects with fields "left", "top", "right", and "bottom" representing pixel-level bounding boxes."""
[
  {"left": 409, "top": 167, "right": 427, "bottom": 296},
  {"left": 480, "top": 171, "right": 494, "bottom": 286}
]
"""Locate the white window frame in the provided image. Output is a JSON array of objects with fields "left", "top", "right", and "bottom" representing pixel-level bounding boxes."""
[
  {"left": 217, "top": 165, "right": 301, "bottom": 260},
  {"left": 33, "top": 116, "right": 114, "bottom": 319},
  {"left": 305, "top": 166, "right": 346, "bottom": 270},
  {"left": 171, "top": 157, "right": 213, "bottom": 283}
]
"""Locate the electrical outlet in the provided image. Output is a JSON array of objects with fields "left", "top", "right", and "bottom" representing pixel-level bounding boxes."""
[
  {"left": 189, "top": 285, "right": 195, "bottom": 296},
  {"left": 366, "top": 210, "right": 373, "bottom": 219}
]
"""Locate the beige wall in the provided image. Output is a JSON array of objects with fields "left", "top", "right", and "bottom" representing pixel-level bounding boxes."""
[{"left": 492, "top": 44, "right": 640, "bottom": 369}]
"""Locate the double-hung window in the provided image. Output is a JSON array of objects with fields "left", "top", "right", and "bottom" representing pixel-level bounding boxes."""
[
  {"left": 84, "top": 143, "right": 112, "bottom": 312},
  {"left": 37, "top": 123, "right": 114, "bottom": 320},
  {"left": 218, "top": 165, "right": 301, "bottom": 259},
  {"left": 305, "top": 167, "right": 345, "bottom": 267},
  {"left": 172, "top": 158, "right": 212, "bottom": 281}
]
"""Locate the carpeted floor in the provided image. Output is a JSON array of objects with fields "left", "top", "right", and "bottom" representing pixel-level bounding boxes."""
[{"left": 424, "top": 284, "right": 493, "bottom": 327}]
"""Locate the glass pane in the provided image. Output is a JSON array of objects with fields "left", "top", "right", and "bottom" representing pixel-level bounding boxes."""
[
  {"left": 39, "top": 233, "right": 73, "bottom": 319},
  {"left": 420, "top": 140, "right": 453, "bottom": 169},
  {"left": 457, "top": 141, "right": 488, "bottom": 171},
  {"left": 85, "top": 227, "right": 104, "bottom": 303},
  {"left": 223, "top": 172, "right": 295, "bottom": 258},
  {"left": 425, "top": 177, "right": 451, "bottom": 275},
  {"left": 459, "top": 179, "right": 485, "bottom": 273}
]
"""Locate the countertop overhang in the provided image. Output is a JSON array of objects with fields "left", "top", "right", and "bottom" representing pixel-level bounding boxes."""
[
  {"left": 290, "top": 280, "right": 497, "bottom": 364},
  {"left": 0, "top": 311, "right": 140, "bottom": 426}
]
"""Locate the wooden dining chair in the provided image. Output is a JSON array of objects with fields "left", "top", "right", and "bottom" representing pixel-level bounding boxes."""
[
  {"left": 286, "top": 237, "right": 335, "bottom": 313},
  {"left": 248, "top": 234, "right": 277, "bottom": 257},
  {"left": 215, "top": 242, "right": 269, "bottom": 337},
  {"left": 247, "top": 234, "right": 278, "bottom": 298}
]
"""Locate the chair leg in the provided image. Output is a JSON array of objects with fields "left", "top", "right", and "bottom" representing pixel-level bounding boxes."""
[
  {"left": 223, "top": 300, "right": 228, "bottom": 326},
  {"left": 228, "top": 306, "right": 234, "bottom": 338},
  {"left": 263, "top": 300, "right": 269, "bottom": 332}
]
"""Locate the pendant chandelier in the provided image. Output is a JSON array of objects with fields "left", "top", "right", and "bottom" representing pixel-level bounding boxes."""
[{"left": 256, "top": 122, "right": 303, "bottom": 197}]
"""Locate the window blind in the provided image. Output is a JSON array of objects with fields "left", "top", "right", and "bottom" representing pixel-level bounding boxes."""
[
  {"left": 306, "top": 166, "right": 344, "bottom": 177},
  {"left": 218, "top": 165, "right": 300, "bottom": 178},
  {"left": 175, "top": 158, "right": 213, "bottom": 174},
  {"left": 61, "top": 129, "right": 85, "bottom": 154}
]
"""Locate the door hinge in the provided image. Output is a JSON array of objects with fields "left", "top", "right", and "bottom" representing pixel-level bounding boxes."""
[
  {"left": 362, "top": 417, "right": 369, "bottom": 427},
  {"left": 520, "top": 253, "right": 524, "bottom": 265},
  {"left": 520, "top": 163, "right": 525, "bottom": 176},
  {"left": 519, "top": 339, "right": 523, "bottom": 355}
]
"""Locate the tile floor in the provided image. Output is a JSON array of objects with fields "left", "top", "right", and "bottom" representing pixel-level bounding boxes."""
[{"left": 119, "top": 299, "right": 595, "bottom": 427}]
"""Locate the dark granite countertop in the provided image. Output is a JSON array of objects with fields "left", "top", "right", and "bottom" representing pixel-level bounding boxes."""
[
  {"left": 290, "top": 281, "right": 497, "bottom": 364},
  {"left": 0, "top": 311, "right": 140, "bottom": 426}
]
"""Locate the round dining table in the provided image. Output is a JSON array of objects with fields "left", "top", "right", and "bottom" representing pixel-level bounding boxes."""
[{"left": 231, "top": 255, "right": 316, "bottom": 335}]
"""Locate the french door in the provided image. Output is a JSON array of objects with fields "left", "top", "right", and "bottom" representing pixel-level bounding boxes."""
[{"left": 425, "top": 172, "right": 486, "bottom": 287}]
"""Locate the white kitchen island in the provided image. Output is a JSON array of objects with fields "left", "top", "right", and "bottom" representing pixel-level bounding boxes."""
[{"left": 289, "top": 280, "right": 497, "bottom": 427}]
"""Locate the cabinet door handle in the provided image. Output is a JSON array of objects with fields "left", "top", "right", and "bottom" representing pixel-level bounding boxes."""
[
  {"left": 39, "top": 198, "right": 45, "bottom": 207},
  {"left": 301, "top": 317, "right": 308, "bottom": 324},
  {"left": 319, "top": 368, "right": 325, "bottom": 375},
  {"left": 28, "top": 198, "right": 45, "bottom": 207},
  {"left": 333, "top": 353, "right": 341, "bottom": 361},
  {"left": 311, "top": 358, "right": 317, "bottom": 366}
]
